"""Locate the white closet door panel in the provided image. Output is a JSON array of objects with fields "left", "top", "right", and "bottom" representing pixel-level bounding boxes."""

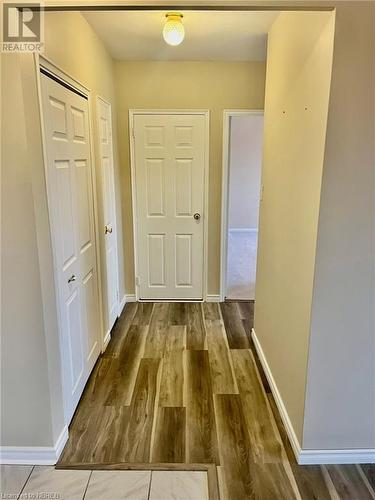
[
  {"left": 97, "top": 99, "right": 119, "bottom": 333},
  {"left": 66, "top": 289, "right": 84, "bottom": 393},
  {"left": 81, "top": 268, "right": 100, "bottom": 363},
  {"left": 41, "top": 73, "right": 100, "bottom": 423}
]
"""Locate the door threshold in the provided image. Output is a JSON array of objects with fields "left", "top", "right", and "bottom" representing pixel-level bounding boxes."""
[{"left": 56, "top": 462, "right": 219, "bottom": 500}]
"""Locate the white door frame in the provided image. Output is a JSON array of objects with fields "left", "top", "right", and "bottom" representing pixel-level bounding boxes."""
[
  {"left": 220, "top": 109, "right": 264, "bottom": 302},
  {"left": 129, "top": 109, "right": 210, "bottom": 302},
  {"left": 35, "top": 54, "right": 105, "bottom": 425},
  {"left": 96, "top": 96, "right": 120, "bottom": 342}
]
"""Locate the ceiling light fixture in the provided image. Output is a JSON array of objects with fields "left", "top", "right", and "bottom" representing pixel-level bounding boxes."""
[{"left": 163, "top": 12, "right": 185, "bottom": 46}]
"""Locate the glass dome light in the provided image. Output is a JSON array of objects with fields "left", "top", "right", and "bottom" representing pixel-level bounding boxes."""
[{"left": 163, "top": 12, "right": 185, "bottom": 46}]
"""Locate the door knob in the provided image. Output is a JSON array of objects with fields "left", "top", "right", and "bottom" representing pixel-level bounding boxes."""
[
  {"left": 193, "top": 213, "right": 201, "bottom": 221},
  {"left": 105, "top": 224, "right": 113, "bottom": 234},
  {"left": 68, "top": 274, "right": 77, "bottom": 283}
]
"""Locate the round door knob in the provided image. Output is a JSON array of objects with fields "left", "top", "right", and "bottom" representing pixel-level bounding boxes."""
[{"left": 193, "top": 213, "right": 201, "bottom": 220}]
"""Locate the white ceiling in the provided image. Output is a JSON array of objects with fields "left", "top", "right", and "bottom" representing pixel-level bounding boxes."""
[{"left": 82, "top": 11, "right": 279, "bottom": 61}]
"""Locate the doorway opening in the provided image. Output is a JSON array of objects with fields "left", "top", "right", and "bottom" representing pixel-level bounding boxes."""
[{"left": 221, "top": 110, "right": 264, "bottom": 301}]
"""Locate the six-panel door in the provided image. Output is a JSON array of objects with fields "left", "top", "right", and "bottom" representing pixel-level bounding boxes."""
[
  {"left": 97, "top": 98, "right": 119, "bottom": 333},
  {"left": 41, "top": 73, "right": 101, "bottom": 423},
  {"left": 133, "top": 114, "right": 206, "bottom": 300}
]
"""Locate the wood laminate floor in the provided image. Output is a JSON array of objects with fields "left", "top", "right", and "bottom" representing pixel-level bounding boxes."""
[{"left": 59, "top": 301, "right": 375, "bottom": 500}]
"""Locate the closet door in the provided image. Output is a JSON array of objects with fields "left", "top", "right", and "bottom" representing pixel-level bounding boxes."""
[
  {"left": 41, "top": 72, "right": 101, "bottom": 423},
  {"left": 97, "top": 97, "right": 119, "bottom": 333}
]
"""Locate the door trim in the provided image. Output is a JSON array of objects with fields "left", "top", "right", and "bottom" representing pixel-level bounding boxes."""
[
  {"left": 129, "top": 109, "right": 210, "bottom": 302},
  {"left": 35, "top": 54, "right": 105, "bottom": 425},
  {"left": 220, "top": 109, "right": 264, "bottom": 302},
  {"left": 96, "top": 95, "right": 121, "bottom": 335}
]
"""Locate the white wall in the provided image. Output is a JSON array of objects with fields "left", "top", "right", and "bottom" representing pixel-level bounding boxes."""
[{"left": 228, "top": 114, "right": 263, "bottom": 229}]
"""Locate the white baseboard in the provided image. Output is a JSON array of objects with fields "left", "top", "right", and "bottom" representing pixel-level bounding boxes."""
[
  {"left": 124, "top": 294, "right": 137, "bottom": 303},
  {"left": 54, "top": 425, "right": 69, "bottom": 462},
  {"left": 126, "top": 293, "right": 219, "bottom": 303},
  {"left": 251, "top": 328, "right": 375, "bottom": 465},
  {"left": 119, "top": 294, "right": 127, "bottom": 315},
  {"left": 106, "top": 294, "right": 136, "bottom": 352},
  {"left": 205, "top": 294, "right": 221, "bottom": 302},
  {"left": 299, "top": 449, "right": 375, "bottom": 465},
  {"left": 102, "top": 330, "right": 111, "bottom": 353},
  {"left": 0, "top": 425, "right": 68, "bottom": 465},
  {"left": 118, "top": 293, "right": 137, "bottom": 316},
  {"left": 251, "top": 328, "right": 302, "bottom": 461}
]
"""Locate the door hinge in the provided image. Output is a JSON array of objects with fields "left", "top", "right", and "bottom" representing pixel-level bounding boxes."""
[
  {"left": 136, "top": 276, "right": 140, "bottom": 286},
  {"left": 132, "top": 127, "right": 135, "bottom": 140}
]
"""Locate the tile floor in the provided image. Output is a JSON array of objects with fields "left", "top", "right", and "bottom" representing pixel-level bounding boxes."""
[{"left": 0, "top": 465, "right": 209, "bottom": 500}]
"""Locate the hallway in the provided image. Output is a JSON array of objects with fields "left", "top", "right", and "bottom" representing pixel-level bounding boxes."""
[{"left": 57, "top": 302, "right": 375, "bottom": 499}]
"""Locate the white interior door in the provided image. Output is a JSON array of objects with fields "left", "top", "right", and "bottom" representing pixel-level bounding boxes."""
[
  {"left": 133, "top": 113, "right": 206, "bottom": 300},
  {"left": 41, "top": 72, "right": 101, "bottom": 423},
  {"left": 97, "top": 97, "right": 119, "bottom": 333}
]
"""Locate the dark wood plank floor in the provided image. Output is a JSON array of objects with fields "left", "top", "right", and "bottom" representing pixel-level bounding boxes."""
[{"left": 59, "top": 301, "right": 375, "bottom": 500}]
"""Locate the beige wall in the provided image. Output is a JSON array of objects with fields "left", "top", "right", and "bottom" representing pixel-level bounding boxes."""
[
  {"left": 303, "top": 2, "right": 375, "bottom": 449},
  {"left": 1, "top": 12, "right": 122, "bottom": 447},
  {"left": 228, "top": 114, "right": 263, "bottom": 229},
  {"left": 254, "top": 11, "right": 335, "bottom": 443},
  {"left": 114, "top": 61, "right": 266, "bottom": 295},
  {"left": 3, "top": 3, "right": 374, "bottom": 457},
  {"left": 1, "top": 53, "right": 60, "bottom": 447}
]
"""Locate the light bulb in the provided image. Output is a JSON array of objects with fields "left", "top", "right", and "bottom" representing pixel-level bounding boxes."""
[{"left": 163, "top": 13, "right": 185, "bottom": 46}]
